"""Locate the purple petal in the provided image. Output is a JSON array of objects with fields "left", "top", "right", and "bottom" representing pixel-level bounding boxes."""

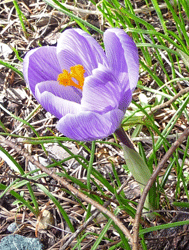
[
  {"left": 56, "top": 109, "right": 124, "bottom": 141},
  {"left": 23, "top": 46, "right": 61, "bottom": 97},
  {"left": 35, "top": 88, "right": 81, "bottom": 119},
  {"left": 104, "top": 28, "right": 139, "bottom": 92},
  {"left": 35, "top": 80, "right": 82, "bottom": 104},
  {"left": 57, "top": 29, "right": 108, "bottom": 77},
  {"left": 118, "top": 86, "right": 132, "bottom": 112},
  {"left": 81, "top": 64, "right": 121, "bottom": 113}
]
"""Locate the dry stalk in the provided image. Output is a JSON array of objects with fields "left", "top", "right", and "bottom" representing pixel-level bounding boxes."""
[
  {"left": 0, "top": 136, "right": 133, "bottom": 245},
  {"left": 60, "top": 177, "right": 131, "bottom": 250},
  {"left": 133, "top": 126, "right": 189, "bottom": 250},
  {"left": 149, "top": 87, "right": 189, "bottom": 116}
]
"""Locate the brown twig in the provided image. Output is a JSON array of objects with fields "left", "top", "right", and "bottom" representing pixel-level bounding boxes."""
[
  {"left": 133, "top": 126, "right": 189, "bottom": 250},
  {"left": 60, "top": 177, "right": 131, "bottom": 250},
  {"left": 149, "top": 87, "right": 189, "bottom": 116},
  {"left": 0, "top": 136, "right": 133, "bottom": 245}
]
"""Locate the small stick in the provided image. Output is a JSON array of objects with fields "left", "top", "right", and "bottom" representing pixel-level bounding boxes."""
[
  {"left": 60, "top": 178, "right": 131, "bottom": 250},
  {"left": 133, "top": 126, "right": 189, "bottom": 250},
  {"left": 149, "top": 87, "right": 189, "bottom": 116},
  {"left": 0, "top": 136, "right": 133, "bottom": 245}
]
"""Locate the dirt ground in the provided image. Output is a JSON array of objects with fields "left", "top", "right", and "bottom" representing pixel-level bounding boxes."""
[{"left": 0, "top": 0, "right": 189, "bottom": 249}]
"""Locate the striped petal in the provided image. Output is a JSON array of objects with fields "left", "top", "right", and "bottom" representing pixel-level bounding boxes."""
[
  {"left": 23, "top": 46, "right": 61, "bottom": 97},
  {"left": 104, "top": 28, "right": 139, "bottom": 92},
  {"left": 81, "top": 64, "right": 121, "bottom": 113},
  {"left": 57, "top": 29, "right": 108, "bottom": 77},
  {"left": 56, "top": 109, "right": 124, "bottom": 141},
  {"left": 36, "top": 88, "right": 81, "bottom": 119},
  {"left": 35, "top": 80, "right": 82, "bottom": 104}
]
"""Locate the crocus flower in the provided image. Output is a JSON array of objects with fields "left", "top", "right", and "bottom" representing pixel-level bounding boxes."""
[{"left": 23, "top": 28, "right": 139, "bottom": 141}]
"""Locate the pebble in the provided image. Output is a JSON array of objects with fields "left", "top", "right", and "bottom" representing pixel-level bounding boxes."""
[
  {"left": 7, "top": 223, "right": 17, "bottom": 233},
  {"left": 0, "top": 234, "right": 44, "bottom": 250}
]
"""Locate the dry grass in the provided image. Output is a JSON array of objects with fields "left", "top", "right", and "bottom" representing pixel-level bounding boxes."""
[{"left": 0, "top": 0, "right": 189, "bottom": 249}]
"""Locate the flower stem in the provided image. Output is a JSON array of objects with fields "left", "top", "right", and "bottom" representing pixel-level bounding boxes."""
[
  {"left": 115, "top": 127, "right": 155, "bottom": 217},
  {"left": 115, "top": 127, "right": 135, "bottom": 151}
]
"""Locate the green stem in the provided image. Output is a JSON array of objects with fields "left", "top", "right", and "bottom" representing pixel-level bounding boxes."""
[
  {"left": 115, "top": 127, "right": 135, "bottom": 151},
  {"left": 115, "top": 127, "right": 155, "bottom": 216}
]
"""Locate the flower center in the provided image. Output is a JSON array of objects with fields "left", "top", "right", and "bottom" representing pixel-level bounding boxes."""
[{"left": 57, "top": 64, "right": 85, "bottom": 90}]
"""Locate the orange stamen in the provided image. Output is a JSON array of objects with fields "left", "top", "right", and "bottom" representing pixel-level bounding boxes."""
[{"left": 57, "top": 65, "right": 85, "bottom": 90}]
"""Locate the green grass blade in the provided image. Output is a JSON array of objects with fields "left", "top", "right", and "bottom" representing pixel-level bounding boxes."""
[
  {"left": 87, "top": 141, "right": 96, "bottom": 190},
  {"left": 0, "top": 60, "right": 23, "bottom": 78},
  {"left": 37, "top": 184, "right": 75, "bottom": 232},
  {"left": 0, "top": 146, "right": 39, "bottom": 213},
  {"left": 0, "top": 183, "right": 37, "bottom": 215},
  {"left": 140, "top": 220, "right": 189, "bottom": 235},
  {"left": 44, "top": 0, "right": 103, "bottom": 34},
  {"left": 13, "top": 0, "right": 28, "bottom": 37},
  {"left": 151, "top": 0, "right": 167, "bottom": 34}
]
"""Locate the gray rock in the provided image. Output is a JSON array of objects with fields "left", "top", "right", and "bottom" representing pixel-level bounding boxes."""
[
  {"left": 0, "top": 234, "right": 44, "bottom": 250},
  {"left": 7, "top": 223, "right": 18, "bottom": 233}
]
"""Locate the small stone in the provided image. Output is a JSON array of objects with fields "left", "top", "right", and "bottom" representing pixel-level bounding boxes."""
[
  {"left": 0, "top": 234, "right": 44, "bottom": 250},
  {"left": 38, "top": 210, "right": 54, "bottom": 230},
  {"left": 7, "top": 222, "right": 17, "bottom": 233}
]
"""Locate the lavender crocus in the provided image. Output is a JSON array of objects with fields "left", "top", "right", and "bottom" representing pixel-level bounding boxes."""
[{"left": 23, "top": 28, "right": 139, "bottom": 141}]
